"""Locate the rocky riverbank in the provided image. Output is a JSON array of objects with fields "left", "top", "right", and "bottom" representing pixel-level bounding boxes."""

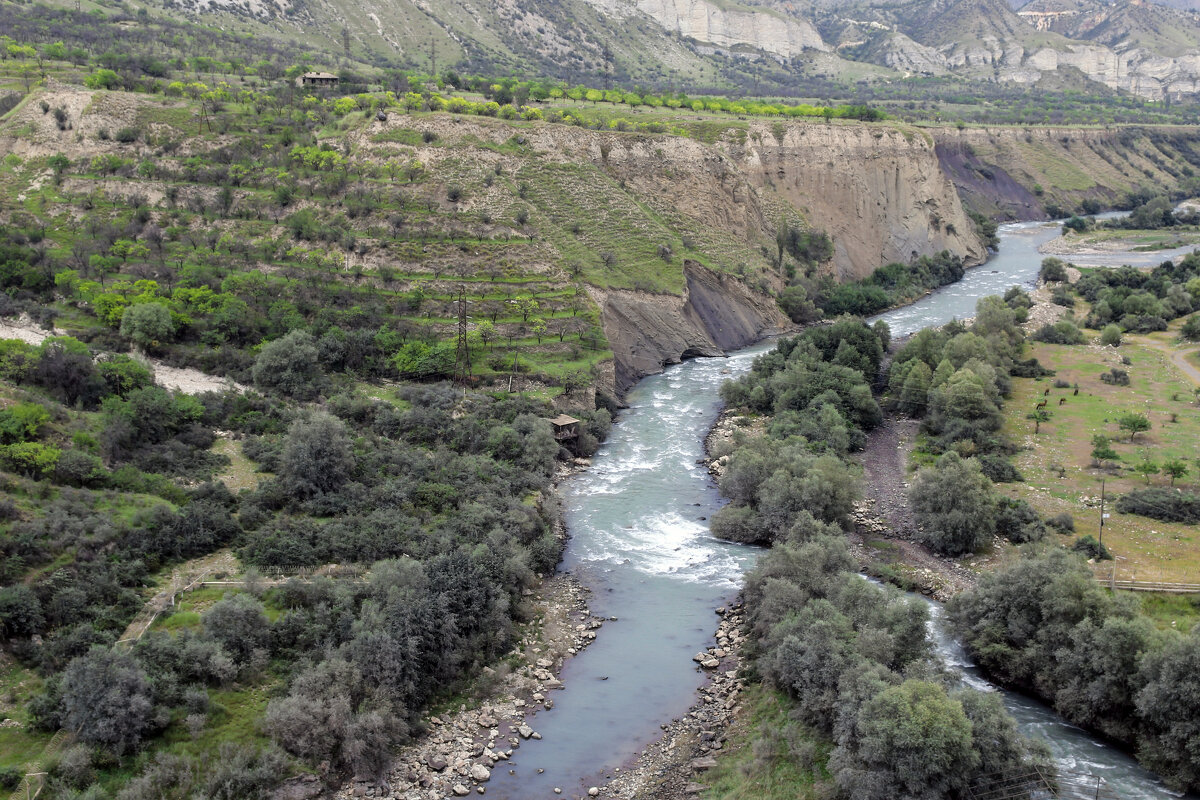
[
  {"left": 327, "top": 574, "right": 607, "bottom": 800},
  {"left": 598, "top": 604, "right": 747, "bottom": 800}
]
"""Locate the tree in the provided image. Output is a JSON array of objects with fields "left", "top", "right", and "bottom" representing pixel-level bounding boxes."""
[
  {"left": 530, "top": 317, "right": 547, "bottom": 344},
  {"left": 120, "top": 302, "right": 175, "bottom": 350},
  {"left": 61, "top": 647, "right": 154, "bottom": 755},
  {"left": 251, "top": 330, "right": 324, "bottom": 399},
  {"left": 1136, "top": 630, "right": 1200, "bottom": 792},
  {"left": 1182, "top": 314, "right": 1200, "bottom": 342},
  {"left": 1163, "top": 459, "right": 1190, "bottom": 486},
  {"left": 277, "top": 412, "right": 354, "bottom": 500},
  {"left": 1135, "top": 459, "right": 1160, "bottom": 485},
  {"left": 836, "top": 680, "right": 978, "bottom": 800},
  {"left": 1091, "top": 434, "right": 1119, "bottom": 466},
  {"left": 909, "top": 452, "right": 997, "bottom": 556},
  {"left": 203, "top": 594, "right": 270, "bottom": 668},
  {"left": 1118, "top": 411, "right": 1151, "bottom": 442},
  {"left": 1027, "top": 408, "right": 1051, "bottom": 434}
]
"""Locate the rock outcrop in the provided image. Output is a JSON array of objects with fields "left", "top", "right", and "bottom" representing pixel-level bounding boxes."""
[
  {"left": 583, "top": 0, "right": 828, "bottom": 57},
  {"left": 593, "top": 261, "right": 791, "bottom": 396}
]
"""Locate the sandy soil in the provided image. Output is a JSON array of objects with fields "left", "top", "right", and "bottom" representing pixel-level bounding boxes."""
[{"left": 0, "top": 315, "right": 245, "bottom": 395}]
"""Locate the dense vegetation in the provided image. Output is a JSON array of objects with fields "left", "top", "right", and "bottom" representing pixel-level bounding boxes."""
[
  {"left": 948, "top": 548, "right": 1200, "bottom": 792},
  {"left": 713, "top": 317, "right": 1053, "bottom": 798}
]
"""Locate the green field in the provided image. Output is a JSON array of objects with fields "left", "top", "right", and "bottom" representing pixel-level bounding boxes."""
[{"left": 1000, "top": 324, "right": 1200, "bottom": 583}]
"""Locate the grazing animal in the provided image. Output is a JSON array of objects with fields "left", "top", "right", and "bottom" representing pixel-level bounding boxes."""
[
  {"left": 1073, "top": 388, "right": 1079, "bottom": 396},
  {"left": 1059, "top": 397, "right": 1066, "bottom": 406},
  {"left": 1036, "top": 400, "right": 1048, "bottom": 410},
  {"left": 1044, "top": 388, "right": 1050, "bottom": 396}
]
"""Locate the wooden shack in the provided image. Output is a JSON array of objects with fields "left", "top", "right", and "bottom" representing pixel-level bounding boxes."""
[{"left": 548, "top": 414, "right": 580, "bottom": 441}]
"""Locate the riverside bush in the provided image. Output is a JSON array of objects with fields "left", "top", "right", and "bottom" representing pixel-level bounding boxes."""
[{"left": 948, "top": 548, "right": 1200, "bottom": 791}]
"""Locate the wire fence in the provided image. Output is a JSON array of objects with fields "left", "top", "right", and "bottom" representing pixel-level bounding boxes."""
[{"left": 968, "top": 767, "right": 1121, "bottom": 800}]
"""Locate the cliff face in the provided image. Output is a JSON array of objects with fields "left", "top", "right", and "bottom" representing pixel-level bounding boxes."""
[
  {"left": 931, "top": 126, "right": 1200, "bottom": 220},
  {"left": 594, "top": 261, "right": 792, "bottom": 396},
  {"left": 624, "top": 0, "right": 827, "bottom": 56},
  {"left": 737, "top": 123, "right": 988, "bottom": 279}
]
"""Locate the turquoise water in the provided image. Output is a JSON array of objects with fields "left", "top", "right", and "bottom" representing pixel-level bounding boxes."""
[{"left": 484, "top": 221, "right": 1186, "bottom": 799}]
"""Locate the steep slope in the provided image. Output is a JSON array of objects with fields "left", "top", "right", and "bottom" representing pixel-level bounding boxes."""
[{"left": 933, "top": 125, "right": 1200, "bottom": 219}]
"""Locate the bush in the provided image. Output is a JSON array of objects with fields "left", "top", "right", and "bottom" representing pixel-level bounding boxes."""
[
  {"left": 1182, "top": 314, "right": 1200, "bottom": 342},
  {"left": 978, "top": 454, "right": 1022, "bottom": 483},
  {"left": 1100, "top": 324, "right": 1122, "bottom": 346},
  {"left": 1040, "top": 258, "right": 1069, "bottom": 283},
  {"left": 1031, "top": 320, "right": 1085, "bottom": 345},
  {"left": 1047, "top": 512, "right": 1075, "bottom": 533},
  {"left": 251, "top": 330, "right": 325, "bottom": 399},
  {"left": 909, "top": 452, "right": 997, "bottom": 556},
  {"left": 0, "top": 767, "right": 20, "bottom": 791},
  {"left": 1116, "top": 488, "right": 1200, "bottom": 523},
  {"left": 1100, "top": 368, "right": 1130, "bottom": 386},
  {"left": 1070, "top": 534, "right": 1112, "bottom": 561},
  {"left": 995, "top": 498, "right": 1047, "bottom": 544}
]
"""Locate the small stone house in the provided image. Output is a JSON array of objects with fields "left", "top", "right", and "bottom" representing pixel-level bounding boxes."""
[{"left": 299, "top": 72, "right": 338, "bottom": 88}]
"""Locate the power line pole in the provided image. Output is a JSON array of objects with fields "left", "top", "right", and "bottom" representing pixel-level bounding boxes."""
[{"left": 1099, "top": 478, "right": 1106, "bottom": 546}]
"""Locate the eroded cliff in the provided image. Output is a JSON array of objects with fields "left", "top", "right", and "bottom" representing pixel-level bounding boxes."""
[
  {"left": 932, "top": 126, "right": 1200, "bottom": 220},
  {"left": 593, "top": 261, "right": 792, "bottom": 396}
]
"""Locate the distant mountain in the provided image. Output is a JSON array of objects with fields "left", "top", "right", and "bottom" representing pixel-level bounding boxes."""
[{"left": 170, "top": 0, "right": 1200, "bottom": 100}]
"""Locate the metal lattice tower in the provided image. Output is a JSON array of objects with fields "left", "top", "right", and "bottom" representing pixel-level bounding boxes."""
[{"left": 454, "top": 284, "right": 471, "bottom": 384}]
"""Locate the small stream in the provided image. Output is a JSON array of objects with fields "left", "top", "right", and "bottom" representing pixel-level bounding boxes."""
[{"left": 483, "top": 219, "right": 1187, "bottom": 799}]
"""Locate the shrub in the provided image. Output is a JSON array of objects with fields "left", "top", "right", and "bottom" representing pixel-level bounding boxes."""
[
  {"left": 995, "top": 498, "right": 1047, "bottom": 544},
  {"left": 978, "top": 454, "right": 1022, "bottom": 483},
  {"left": 1116, "top": 488, "right": 1200, "bottom": 524},
  {"left": 1100, "top": 324, "right": 1122, "bottom": 346},
  {"left": 1070, "top": 534, "right": 1112, "bottom": 560},
  {"left": 1182, "top": 314, "right": 1200, "bottom": 342},
  {"left": 0, "top": 768, "right": 20, "bottom": 791},
  {"left": 1046, "top": 512, "right": 1075, "bottom": 533},
  {"left": 1040, "top": 257, "right": 1070, "bottom": 282},
  {"left": 1100, "top": 368, "right": 1130, "bottom": 386},
  {"left": 909, "top": 452, "right": 997, "bottom": 556},
  {"left": 1031, "top": 320, "right": 1085, "bottom": 345}
]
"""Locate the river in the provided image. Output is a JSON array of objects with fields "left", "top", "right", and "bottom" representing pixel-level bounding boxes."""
[{"left": 483, "top": 220, "right": 1185, "bottom": 799}]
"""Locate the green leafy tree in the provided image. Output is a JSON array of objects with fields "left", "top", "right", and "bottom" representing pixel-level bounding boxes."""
[
  {"left": 1163, "top": 459, "right": 1190, "bottom": 486},
  {"left": 120, "top": 302, "right": 175, "bottom": 350},
  {"left": 1091, "top": 434, "right": 1119, "bottom": 465},
  {"left": 1027, "top": 407, "right": 1051, "bottom": 434},
  {"left": 1118, "top": 412, "right": 1151, "bottom": 442},
  {"left": 1135, "top": 459, "right": 1160, "bottom": 485},
  {"left": 835, "top": 680, "right": 978, "bottom": 800},
  {"left": 252, "top": 330, "right": 324, "bottom": 399}
]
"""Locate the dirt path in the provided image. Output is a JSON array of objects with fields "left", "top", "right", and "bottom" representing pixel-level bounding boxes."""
[
  {"left": 1140, "top": 339, "right": 1200, "bottom": 387},
  {"left": 852, "top": 415, "right": 977, "bottom": 600}
]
